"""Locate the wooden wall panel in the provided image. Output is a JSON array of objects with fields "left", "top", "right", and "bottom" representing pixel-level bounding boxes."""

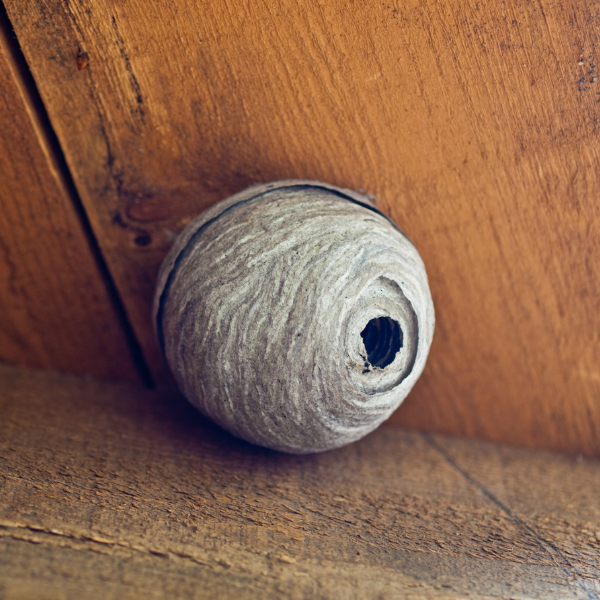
[
  {"left": 3, "top": 0, "right": 600, "bottom": 454},
  {"left": 0, "top": 17, "right": 141, "bottom": 382}
]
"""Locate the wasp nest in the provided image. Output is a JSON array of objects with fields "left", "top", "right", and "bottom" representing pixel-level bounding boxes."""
[{"left": 154, "top": 180, "right": 434, "bottom": 453}]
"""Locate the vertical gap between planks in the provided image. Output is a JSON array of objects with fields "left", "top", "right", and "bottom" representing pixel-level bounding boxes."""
[{"left": 0, "top": 3, "right": 154, "bottom": 387}]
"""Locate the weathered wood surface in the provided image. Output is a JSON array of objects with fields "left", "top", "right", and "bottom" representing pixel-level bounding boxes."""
[
  {"left": 0, "top": 15, "right": 141, "bottom": 382},
  {"left": 0, "top": 364, "right": 599, "bottom": 599},
  {"left": 3, "top": 0, "right": 600, "bottom": 456}
]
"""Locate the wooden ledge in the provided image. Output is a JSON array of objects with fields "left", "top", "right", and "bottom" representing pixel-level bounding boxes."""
[{"left": 0, "top": 364, "right": 599, "bottom": 599}]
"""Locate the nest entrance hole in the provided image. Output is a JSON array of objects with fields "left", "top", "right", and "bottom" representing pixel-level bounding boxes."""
[{"left": 361, "top": 317, "right": 403, "bottom": 369}]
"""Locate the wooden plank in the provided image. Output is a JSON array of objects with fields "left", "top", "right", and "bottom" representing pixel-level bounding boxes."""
[
  {"left": 3, "top": 0, "right": 600, "bottom": 455},
  {"left": 0, "top": 364, "right": 599, "bottom": 599},
  {"left": 0, "top": 14, "right": 142, "bottom": 381}
]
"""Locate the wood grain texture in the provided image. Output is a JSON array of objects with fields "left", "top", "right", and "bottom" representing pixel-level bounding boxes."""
[
  {"left": 0, "top": 364, "right": 599, "bottom": 599},
  {"left": 3, "top": 0, "right": 600, "bottom": 454},
  {"left": 0, "top": 16, "right": 141, "bottom": 381}
]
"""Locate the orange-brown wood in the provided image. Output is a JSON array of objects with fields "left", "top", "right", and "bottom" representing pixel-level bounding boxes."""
[
  {"left": 3, "top": 0, "right": 600, "bottom": 454},
  {"left": 0, "top": 16, "right": 141, "bottom": 381}
]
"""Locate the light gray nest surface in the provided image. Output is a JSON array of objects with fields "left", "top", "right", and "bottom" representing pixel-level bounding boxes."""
[{"left": 154, "top": 181, "right": 434, "bottom": 454}]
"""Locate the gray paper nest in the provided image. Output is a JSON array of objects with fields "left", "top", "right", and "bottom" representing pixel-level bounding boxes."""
[{"left": 154, "top": 180, "right": 435, "bottom": 454}]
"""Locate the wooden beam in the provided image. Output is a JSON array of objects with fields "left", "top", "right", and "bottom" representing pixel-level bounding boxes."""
[
  {"left": 0, "top": 11, "right": 143, "bottom": 382},
  {"left": 0, "top": 364, "right": 598, "bottom": 598}
]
